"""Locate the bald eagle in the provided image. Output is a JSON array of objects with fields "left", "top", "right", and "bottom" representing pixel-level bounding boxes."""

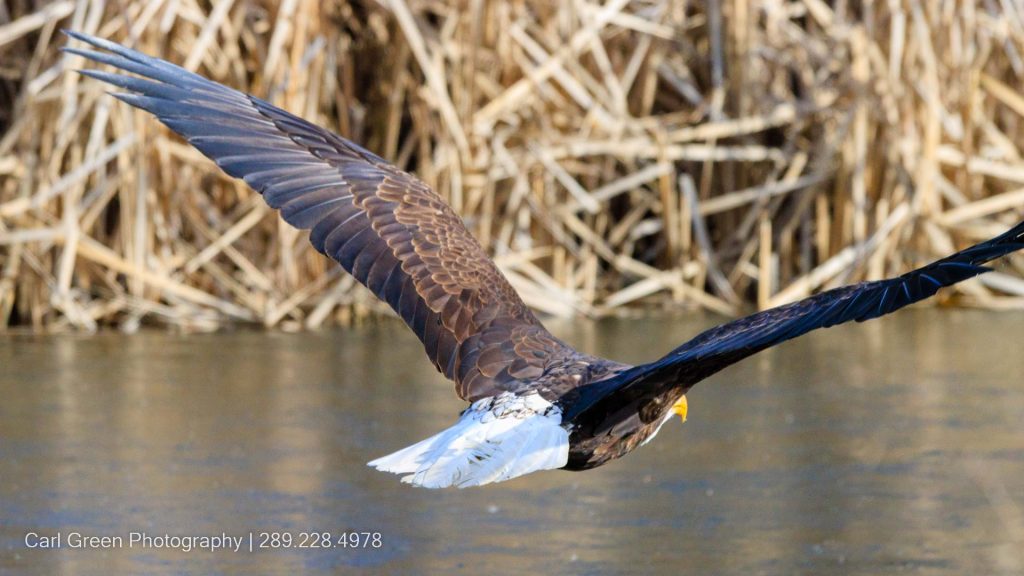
[{"left": 65, "top": 31, "right": 1024, "bottom": 488}]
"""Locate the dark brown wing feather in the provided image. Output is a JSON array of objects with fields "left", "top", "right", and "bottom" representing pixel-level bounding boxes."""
[
  {"left": 64, "top": 31, "right": 586, "bottom": 401},
  {"left": 632, "top": 219, "right": 1024, "bottom": 389}
]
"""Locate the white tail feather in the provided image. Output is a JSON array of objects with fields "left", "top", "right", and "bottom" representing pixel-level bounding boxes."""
[{"left": 368, "top": 392, "right": 569, "bottom": 488}]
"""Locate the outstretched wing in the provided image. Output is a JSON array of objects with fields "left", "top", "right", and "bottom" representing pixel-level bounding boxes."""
[
  {"left": 64, "top": 31, "right": 581, "bottom": 401},
  {"left": 637, "top": 220, "right": 1024, "bottom": 387}
]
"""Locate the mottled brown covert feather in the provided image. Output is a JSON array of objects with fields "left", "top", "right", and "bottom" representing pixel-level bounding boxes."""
[{"left": 253, "top": 90, "right": 600, "bottom": 401}]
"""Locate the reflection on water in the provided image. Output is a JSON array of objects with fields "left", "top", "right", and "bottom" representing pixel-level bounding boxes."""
[{"left": 2, "top": 310, "right": 1023, "bottom": 574}]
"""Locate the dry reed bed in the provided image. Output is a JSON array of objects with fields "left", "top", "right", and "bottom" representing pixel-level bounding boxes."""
[{"left": 1, "top": 0, "right": 1024, "bottom": 332}]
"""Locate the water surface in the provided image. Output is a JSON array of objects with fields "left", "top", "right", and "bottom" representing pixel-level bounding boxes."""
[{"left": 2, "top": 310, "right": 1023, "bottom": 574}]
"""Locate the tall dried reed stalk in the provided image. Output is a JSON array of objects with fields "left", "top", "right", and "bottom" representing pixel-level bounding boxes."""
[{"left": 2, "top": 0, "right": 1023, "bottom": 332}]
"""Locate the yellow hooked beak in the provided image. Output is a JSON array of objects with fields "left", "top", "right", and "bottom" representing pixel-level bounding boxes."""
[{"left": 671, "top": 395, "right": 688, "bottom": 423}]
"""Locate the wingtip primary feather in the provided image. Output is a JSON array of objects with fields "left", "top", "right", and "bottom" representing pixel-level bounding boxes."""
[{"left": 62, "top": 29, "right": 139, "bottom": 58}]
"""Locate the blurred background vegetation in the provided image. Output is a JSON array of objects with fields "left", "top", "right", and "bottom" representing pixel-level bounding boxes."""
[{"left": 1, "top": 0, "right": 1024, "bottom": 332}]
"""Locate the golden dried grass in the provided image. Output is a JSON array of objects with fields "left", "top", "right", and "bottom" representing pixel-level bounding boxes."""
[{"left": 1, "top": 0, "right": 1024, "bottom": 332}]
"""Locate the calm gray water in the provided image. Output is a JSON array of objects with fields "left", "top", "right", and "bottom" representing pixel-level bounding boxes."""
[{"left": 1, "top": 310, "right": 1023, "bottom": 575}]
